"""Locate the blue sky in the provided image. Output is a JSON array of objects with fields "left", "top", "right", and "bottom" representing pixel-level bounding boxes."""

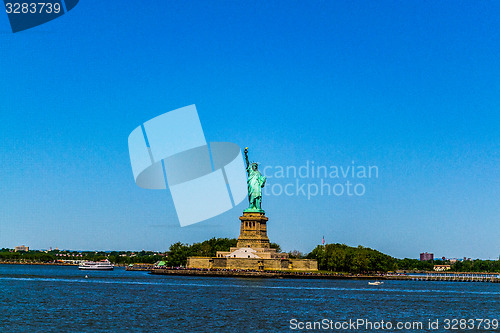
[{"left": 0, "top": 1, "right": 498, "bottom": 259}]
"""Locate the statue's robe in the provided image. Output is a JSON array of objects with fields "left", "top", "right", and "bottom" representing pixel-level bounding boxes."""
[{"left": 247, "top": 166, "right": 266, "bottom": 208}]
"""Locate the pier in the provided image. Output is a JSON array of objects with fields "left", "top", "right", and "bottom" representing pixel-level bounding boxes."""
[{"left": 387, "top": 273, "right": 500, "bottom": 283}]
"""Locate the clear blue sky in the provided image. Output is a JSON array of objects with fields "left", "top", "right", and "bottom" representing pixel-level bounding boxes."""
[{"left": 0, "top": 1, "right": 498, "bottom": 259}]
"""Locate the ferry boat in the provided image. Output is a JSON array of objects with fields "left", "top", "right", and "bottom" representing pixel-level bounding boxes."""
[{"left": 78, "top": 259, "right": 114, "bottom": 270}]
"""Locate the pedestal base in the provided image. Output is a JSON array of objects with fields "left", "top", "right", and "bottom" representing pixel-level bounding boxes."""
[{"left": 237, "top": 212, "right": 270, "bottom": 248}]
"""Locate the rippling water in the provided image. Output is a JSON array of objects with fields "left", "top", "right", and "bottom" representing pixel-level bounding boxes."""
[{"left": 0, "top": 264, "right": 498, "bottom": 332}]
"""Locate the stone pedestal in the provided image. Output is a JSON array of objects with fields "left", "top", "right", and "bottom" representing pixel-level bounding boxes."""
[{"left": 237, "top": 212, "right": 270, "bottom": 248}]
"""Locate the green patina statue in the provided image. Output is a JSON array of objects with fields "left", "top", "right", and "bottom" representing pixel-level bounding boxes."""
[{"left": 244, "top": 147, "right": 266, "bottom": 212}]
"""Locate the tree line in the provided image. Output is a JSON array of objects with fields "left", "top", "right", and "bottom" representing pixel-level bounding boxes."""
[
  {"left": 0, "top": 248, "right": 164, "bottom": 265},
  {"left": 306, "top": 243, "right": 500, "bottom": 273},
  {"left": 306, "top": 243, "right": 396, "bottom": 273}
]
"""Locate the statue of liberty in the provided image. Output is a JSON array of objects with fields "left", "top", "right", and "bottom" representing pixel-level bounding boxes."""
[{"left": 244, "top": 147, "right": 266, "bottom": 212}]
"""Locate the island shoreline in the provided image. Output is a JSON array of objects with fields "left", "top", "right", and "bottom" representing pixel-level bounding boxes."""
[{"left": 149, "top": 268, "right": 500, "bottom": 282}]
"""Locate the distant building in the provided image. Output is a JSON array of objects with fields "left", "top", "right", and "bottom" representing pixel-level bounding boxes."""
[
  {"left": 434, "top": 265, "right": 451, "bottom": 272},
  {"left": 420, "top": 252, "right": 434, "bottom": 261},
  {"left": 15, "top": 245, "right": 29, "bottom": 252}
]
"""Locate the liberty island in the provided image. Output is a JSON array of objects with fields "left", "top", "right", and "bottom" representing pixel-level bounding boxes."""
[{"left": 186, "top": 148, "right": 318, "bottom": 271}]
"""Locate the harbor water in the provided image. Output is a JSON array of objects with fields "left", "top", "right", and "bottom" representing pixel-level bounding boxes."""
[{"left": 0, "top": 264, "right": 498, "bottom": 332}]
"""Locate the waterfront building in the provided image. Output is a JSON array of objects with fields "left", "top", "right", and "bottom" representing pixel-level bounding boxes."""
[
  {"left": 420, "top": 252, "right": 434, "bottom": 261},
  {"left": 433, "top": 265, "right": 451, "bottom": 271},
  {"left": 15, "top": 245, "right": 29, "bottom": 252}
]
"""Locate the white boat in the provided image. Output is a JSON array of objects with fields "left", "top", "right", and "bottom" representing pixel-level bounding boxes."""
[
  {"left": 368, "top": 281, "right": 384, "bottom": 286},
  {"left": 78, "top": 259, "right": 114, "bottom": 270}
]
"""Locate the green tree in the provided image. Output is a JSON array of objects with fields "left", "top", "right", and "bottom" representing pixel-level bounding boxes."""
[
  {"left": 269, "top": 242, "right": 281, "bottom": 253},
  {"left": 167, "top": 242, "right": 193, "bottom": 267},
  {"left": 307, "top": 243, "right": 395, "bottom": 273}
]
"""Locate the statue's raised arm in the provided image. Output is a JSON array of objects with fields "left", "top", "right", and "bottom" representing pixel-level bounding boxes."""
[
  {"left": 243, "top": 147, "right": 266, "bottom": 213},
  {"left": 244, "top": 147, "right": 250, "bottom": 176}
]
